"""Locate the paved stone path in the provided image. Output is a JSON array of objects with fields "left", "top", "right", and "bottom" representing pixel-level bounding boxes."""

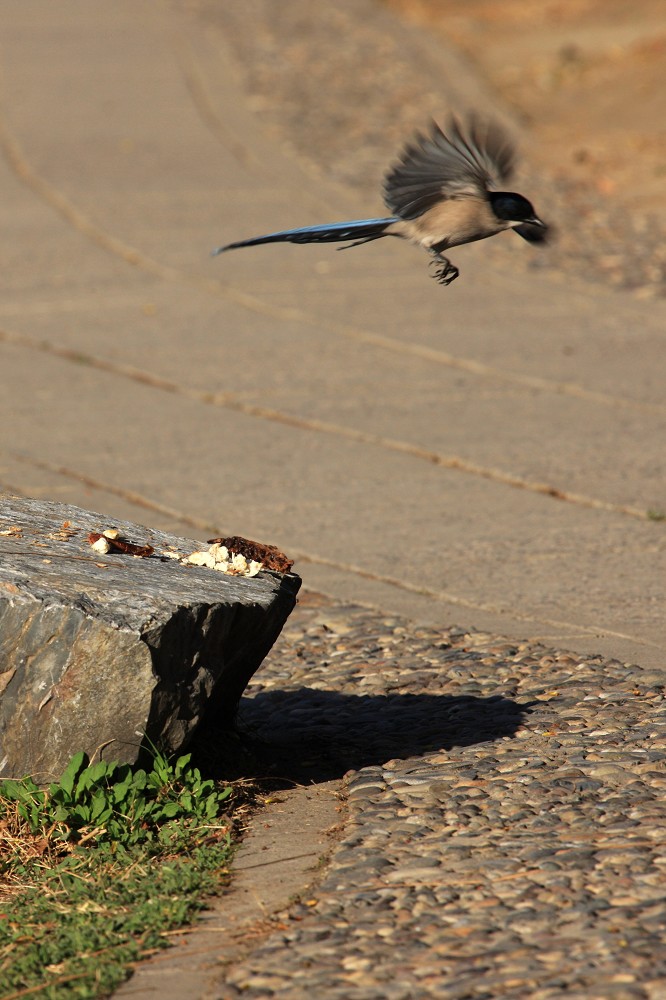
[
  {"left": 216, "top": 601, "right": 666, "bottom": 998},
  {"left": 0, "top": 2, "right": 665, "bottom": 997}
]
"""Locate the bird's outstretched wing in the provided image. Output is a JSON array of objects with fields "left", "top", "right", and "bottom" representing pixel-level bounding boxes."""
[{"left": 383, "top": 116, "right": 515, "bottom": 220}]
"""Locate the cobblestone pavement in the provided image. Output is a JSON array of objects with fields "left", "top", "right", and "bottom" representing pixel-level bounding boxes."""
[{"left": 208, "top": 597, "right": 666, "bottom": 999}]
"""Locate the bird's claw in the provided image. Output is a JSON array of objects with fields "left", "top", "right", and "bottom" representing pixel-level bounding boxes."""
[{"left": 429, "top": 256, "right": 459, "bottom": 286}]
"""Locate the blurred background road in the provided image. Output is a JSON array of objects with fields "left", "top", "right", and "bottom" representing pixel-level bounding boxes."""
[{"left": 1, "top": 0, "right": 664, "bottom": 668}]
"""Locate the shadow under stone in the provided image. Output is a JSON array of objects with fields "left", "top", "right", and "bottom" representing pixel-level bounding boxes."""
[{"left": 193, "top": 687, "right": 532, "bottom": 786}]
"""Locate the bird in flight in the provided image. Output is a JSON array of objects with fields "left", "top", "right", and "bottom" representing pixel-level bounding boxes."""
[{"left": 212, "top": 115, "right": 547, "bottom": 286}]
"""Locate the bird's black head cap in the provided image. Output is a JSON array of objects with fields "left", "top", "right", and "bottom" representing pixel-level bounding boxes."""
[{"left": 490, "top": 192, "right": 543, "bottom": 226}]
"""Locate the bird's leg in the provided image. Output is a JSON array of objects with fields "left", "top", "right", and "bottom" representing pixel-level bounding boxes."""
[{"left": 428, "top": 250, "right": 459, "bottom": 286}]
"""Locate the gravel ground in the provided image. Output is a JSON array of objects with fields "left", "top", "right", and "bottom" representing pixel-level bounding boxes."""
[
  {"left": 199, "top": 0, "right": 666, "bottom": 298},
  {"left": 201, "top": 596, "right": 666, "bottom": 999}
]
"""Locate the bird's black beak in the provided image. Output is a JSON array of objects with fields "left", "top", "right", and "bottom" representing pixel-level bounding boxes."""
[{"left": 514, "top": 219, "right": 549, "bottom": 244}]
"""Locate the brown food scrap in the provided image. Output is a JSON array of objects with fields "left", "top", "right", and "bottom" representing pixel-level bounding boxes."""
[
  {"left": 87, "top": 532, "right": 154, "bottom": 558},
  {"left": 0, "top": 525, "right": 23, "bottom": 538},
  {"left": 45, "top": 520, "right": 79, "bottom": 542},
  {"left": 207, "top": 535, "right": 294, "bottom": 574}
]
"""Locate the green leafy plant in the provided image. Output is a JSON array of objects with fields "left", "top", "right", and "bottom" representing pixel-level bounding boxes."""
[
  {"left": 0, "top": 748, "right": 232, "bottom": 857},
  {"left": 0, "top": 748, "right": 240, "bottom": 998}
]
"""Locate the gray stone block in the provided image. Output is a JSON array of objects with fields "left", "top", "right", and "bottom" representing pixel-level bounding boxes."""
[{"left": 0, "top": 496, "right": 300, "bottom": 780}]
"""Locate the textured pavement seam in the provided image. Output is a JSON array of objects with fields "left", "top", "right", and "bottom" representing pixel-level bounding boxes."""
[{"left": 0, "top": 325, "right": 654, "bottom": 523}]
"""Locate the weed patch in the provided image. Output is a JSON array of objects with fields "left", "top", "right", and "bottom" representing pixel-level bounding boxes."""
[{"left": 0, "top": 748, "right": 242, "bottom": 998}]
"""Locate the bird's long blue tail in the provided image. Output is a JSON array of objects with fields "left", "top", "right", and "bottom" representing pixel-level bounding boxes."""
[{"left": 211, "top": 217, "right": 396, "bottom": 255}]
